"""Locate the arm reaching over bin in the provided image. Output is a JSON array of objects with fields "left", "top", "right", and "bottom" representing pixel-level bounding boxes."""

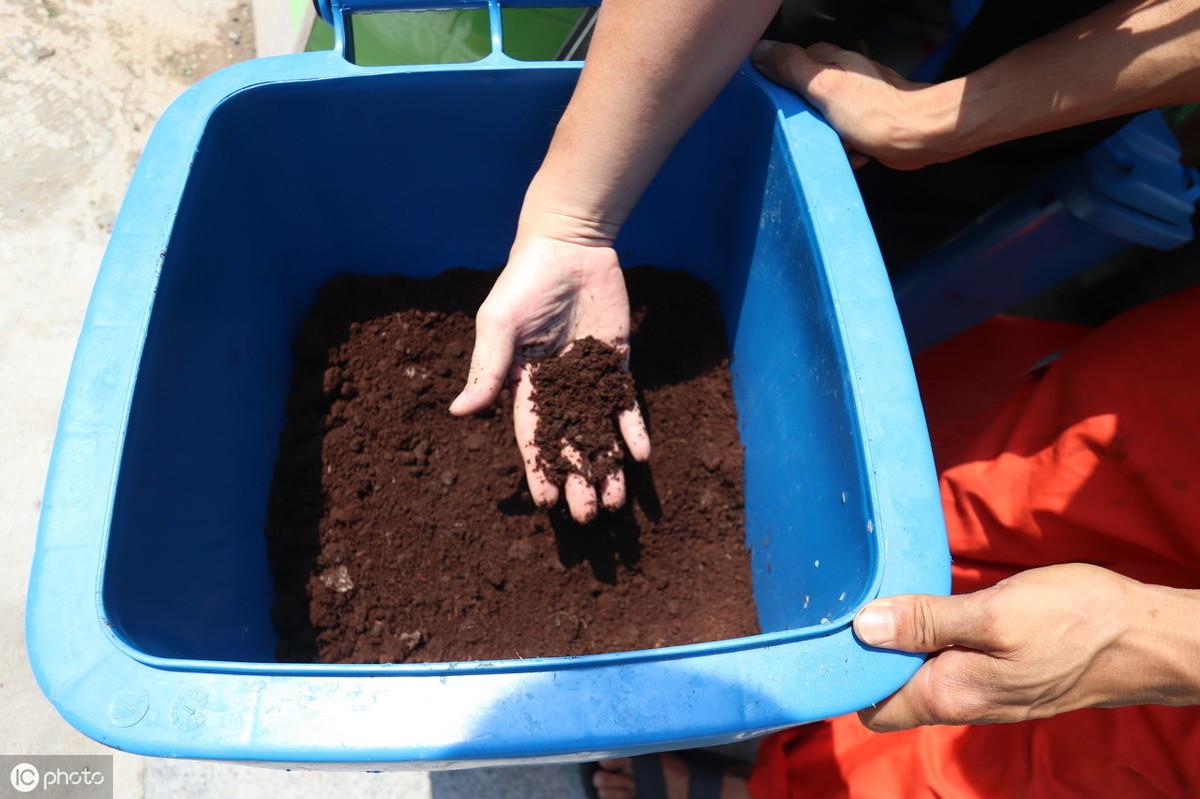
[
  {"left": 752, "top": 0, "right": 1200, "bottom": 170},
  {"left": 451, "top": 0, "right": 780, "bottom": 523}
]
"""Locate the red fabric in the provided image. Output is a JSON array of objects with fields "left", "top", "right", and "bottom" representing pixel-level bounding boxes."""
[{"left": 750, "top": 289, "right": 1200, "bottom": 798}]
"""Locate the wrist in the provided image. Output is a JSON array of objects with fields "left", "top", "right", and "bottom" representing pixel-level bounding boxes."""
[
  {"left": 1112, "top": 582, "right": 1200, "bottom": 707},
  {"left": 906, "top": 78, "right": 980, "bottom": 166},
  {"left": 517, "top": 171, "right": 623, "bottom": 249}
]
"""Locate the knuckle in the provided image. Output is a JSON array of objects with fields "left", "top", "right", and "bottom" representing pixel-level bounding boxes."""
[
  {"left": 806, "top": 41, "right": 839, "bottom": 58},
  {"left": 767, "top": 40, "right": 800, "bottom": 63},
  {"left": 474, "top": 302, "right": 510, "bottom": 331},
  {"left": 930, "top": 652, "right": 999, "bottom": 725},
  {"left": 805, "top": 67, "right": 837, "bottom": 95},
  {"left": 901, "top": 597, "right": 939, "bottom": 650},
  {"left": 923, "top": 663, "right": 976, "bottom": 725},
  {"left": 980, "top": 614, "right": 1012, "bottom": 653},
  {"left": 923, "top": 688, "right": 961, "bottom": 725},
  {"left": 975, "top": 591, "right": 1015, "bottom": 651}
]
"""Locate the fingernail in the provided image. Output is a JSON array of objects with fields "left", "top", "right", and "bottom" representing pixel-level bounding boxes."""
[
  {"left": 448, "top": 392, "right": 467, "bottom": 414},
  {"left": 855, "top": 603, "right": 896, "bottom": 646},
  {"left": 752, "top": 40, "right": 778, "bottom": 62}
]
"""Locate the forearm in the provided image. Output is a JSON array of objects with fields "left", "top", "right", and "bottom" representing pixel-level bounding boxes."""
[
  {"left": 921, "top": 0, "right": 1200, "bottom": 161},
  {"left": 519, "top": 0, "right": 780, "bottom": 245},
  {"left": 1112, "top": 582, "right": 1200, "bottom": 707}
]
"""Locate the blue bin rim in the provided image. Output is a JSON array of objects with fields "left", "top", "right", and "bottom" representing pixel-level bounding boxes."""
[{"left": 26, "top": 51, "right": 949, "bottom": 764}]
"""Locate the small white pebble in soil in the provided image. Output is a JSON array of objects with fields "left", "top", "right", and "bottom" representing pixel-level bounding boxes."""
[
  {"left": 319, "top": 564, "right": 354, "bottom": 593},
  {"left": 404, "top": 366, "right": 417, "bottom": 378}
]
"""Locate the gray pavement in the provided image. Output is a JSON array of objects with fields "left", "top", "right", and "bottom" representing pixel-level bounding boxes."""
[{"left": 144, "top": 762, "right": 587, "bottom": 799}]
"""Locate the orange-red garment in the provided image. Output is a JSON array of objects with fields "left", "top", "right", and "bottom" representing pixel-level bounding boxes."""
[{"left": 751, "top": 288, "right": 1200, "bottom": 798}]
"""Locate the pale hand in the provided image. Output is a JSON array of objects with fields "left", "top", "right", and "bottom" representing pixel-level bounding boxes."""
[{"left": 449, "top": 234, "right": 650, "bottom": 524}]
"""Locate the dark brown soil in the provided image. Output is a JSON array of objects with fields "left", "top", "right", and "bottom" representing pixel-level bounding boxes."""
[
  {"left": 266, "top": 267, "right": 757, "bottom": 664},
  {"left": 530, "top": 336, "right": 636, "bottom": 484}
]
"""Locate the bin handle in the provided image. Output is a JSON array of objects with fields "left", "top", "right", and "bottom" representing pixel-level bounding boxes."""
[{"left": 314, "top": 0, "right": 601, "bottom": 64}]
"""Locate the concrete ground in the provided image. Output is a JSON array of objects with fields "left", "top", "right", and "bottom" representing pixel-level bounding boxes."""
[{"left": 0, "top": 1, "right": 584, "bottom": 795}]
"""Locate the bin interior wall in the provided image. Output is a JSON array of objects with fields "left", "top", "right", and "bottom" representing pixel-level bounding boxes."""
[{"left": 102, "top": 69, "right": 876, "bottom": 663}]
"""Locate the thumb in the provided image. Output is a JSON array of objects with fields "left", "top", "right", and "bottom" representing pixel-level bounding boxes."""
[
  {"left": 449, "top": 307, "right": 515, "bottom": 416},
  {"left": 853, "top": 593, "right": 994, "bottom": 653},
  {"left": 751, "top": 40, "right": 834, "bottom": 109}
]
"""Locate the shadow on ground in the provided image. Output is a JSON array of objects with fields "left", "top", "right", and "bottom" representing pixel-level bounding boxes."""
[{"left": 430, "top": 764, "right": 587, "bottom": 799}]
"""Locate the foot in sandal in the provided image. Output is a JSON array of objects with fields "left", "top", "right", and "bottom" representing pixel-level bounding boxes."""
[{"left": 589, "top": 753, "right": 751, "bottom": 799}]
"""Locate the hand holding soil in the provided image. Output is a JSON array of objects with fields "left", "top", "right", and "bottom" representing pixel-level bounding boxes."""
[
  {"left": 528, "top": 337, "right": 640, "bottom": 523},
  {"left": 449, "top": 235, "right": 650, "bottom": 522}
]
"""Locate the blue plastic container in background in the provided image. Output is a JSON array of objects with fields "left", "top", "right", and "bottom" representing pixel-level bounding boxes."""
[
  {"left": 895, "top": 111, "right": 1200, "bottom": 352},
  {"left": 27, "top": 0, "right": 948, "bottom": 768}
]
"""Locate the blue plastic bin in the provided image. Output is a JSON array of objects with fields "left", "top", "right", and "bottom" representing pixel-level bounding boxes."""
[
  {"left": 895, "top": 111, "right": 1200, "bottom": 352},
  {"left": 27, "top": 0, "right": 947, "bottom": 768}
]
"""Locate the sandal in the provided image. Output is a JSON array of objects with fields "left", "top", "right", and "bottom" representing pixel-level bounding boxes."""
[{"left": 581, "top": 750, "right": 732, "bottom": 799}]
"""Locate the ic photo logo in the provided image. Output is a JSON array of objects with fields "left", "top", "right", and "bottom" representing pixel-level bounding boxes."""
[
  {"left": 9, "top": 763, "right": 38, "bottom": 794},
  {"left": 2, "top": 757, "right": 110, "bottom": 797}
]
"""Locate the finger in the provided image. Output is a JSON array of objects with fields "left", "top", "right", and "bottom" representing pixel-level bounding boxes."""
[
  {"left": 597, "top": 759, "right": 633, "bottom": 774},
  {"left": 854, "top": 592, "right": 995, "bottom": 653},
  {"left": 804, "top": 41, "right": 846, "bottom": 64},
  {"left": 596, "top": 785, "right": 634, "bottom": 799},
  {"left": 593, "top": 767, "right": 635, "bottom": 799},
  {"left": 751, "top": 40, "right": 831, "bottom": 110},
  {"left": 593, "top": 769, "right": 635, "bottom": 791},
  {"left": 562, "top": 444, "right": 598, "bottom": 523},
  {"left": 512, "top": 365, "right": 558, "bottom": 507},
  {"left": 858, "top": 649, "right": 994, "bottom": 731},
  {"left": 617, "top": 403, "right": 651, "bottom": 462},
  {"left": 841, "top": 140, "right": 871, "bottom": 169},
  {"left": 449, "top": 304, "right": 515, "bottom": 416},
  {"left": 857, "top": 659, "right": 941, "bottom": 732},
  {"left": 565, "top": 473, "right": 598, "bottom": 523},
  {"left": 600, "top": 464, "right": 626, "bottom": 511}
]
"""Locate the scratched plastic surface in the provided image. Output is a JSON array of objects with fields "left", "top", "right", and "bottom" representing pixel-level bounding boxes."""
[{"left": 26, "top": 0, "right": 948, "bottom": 767}]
